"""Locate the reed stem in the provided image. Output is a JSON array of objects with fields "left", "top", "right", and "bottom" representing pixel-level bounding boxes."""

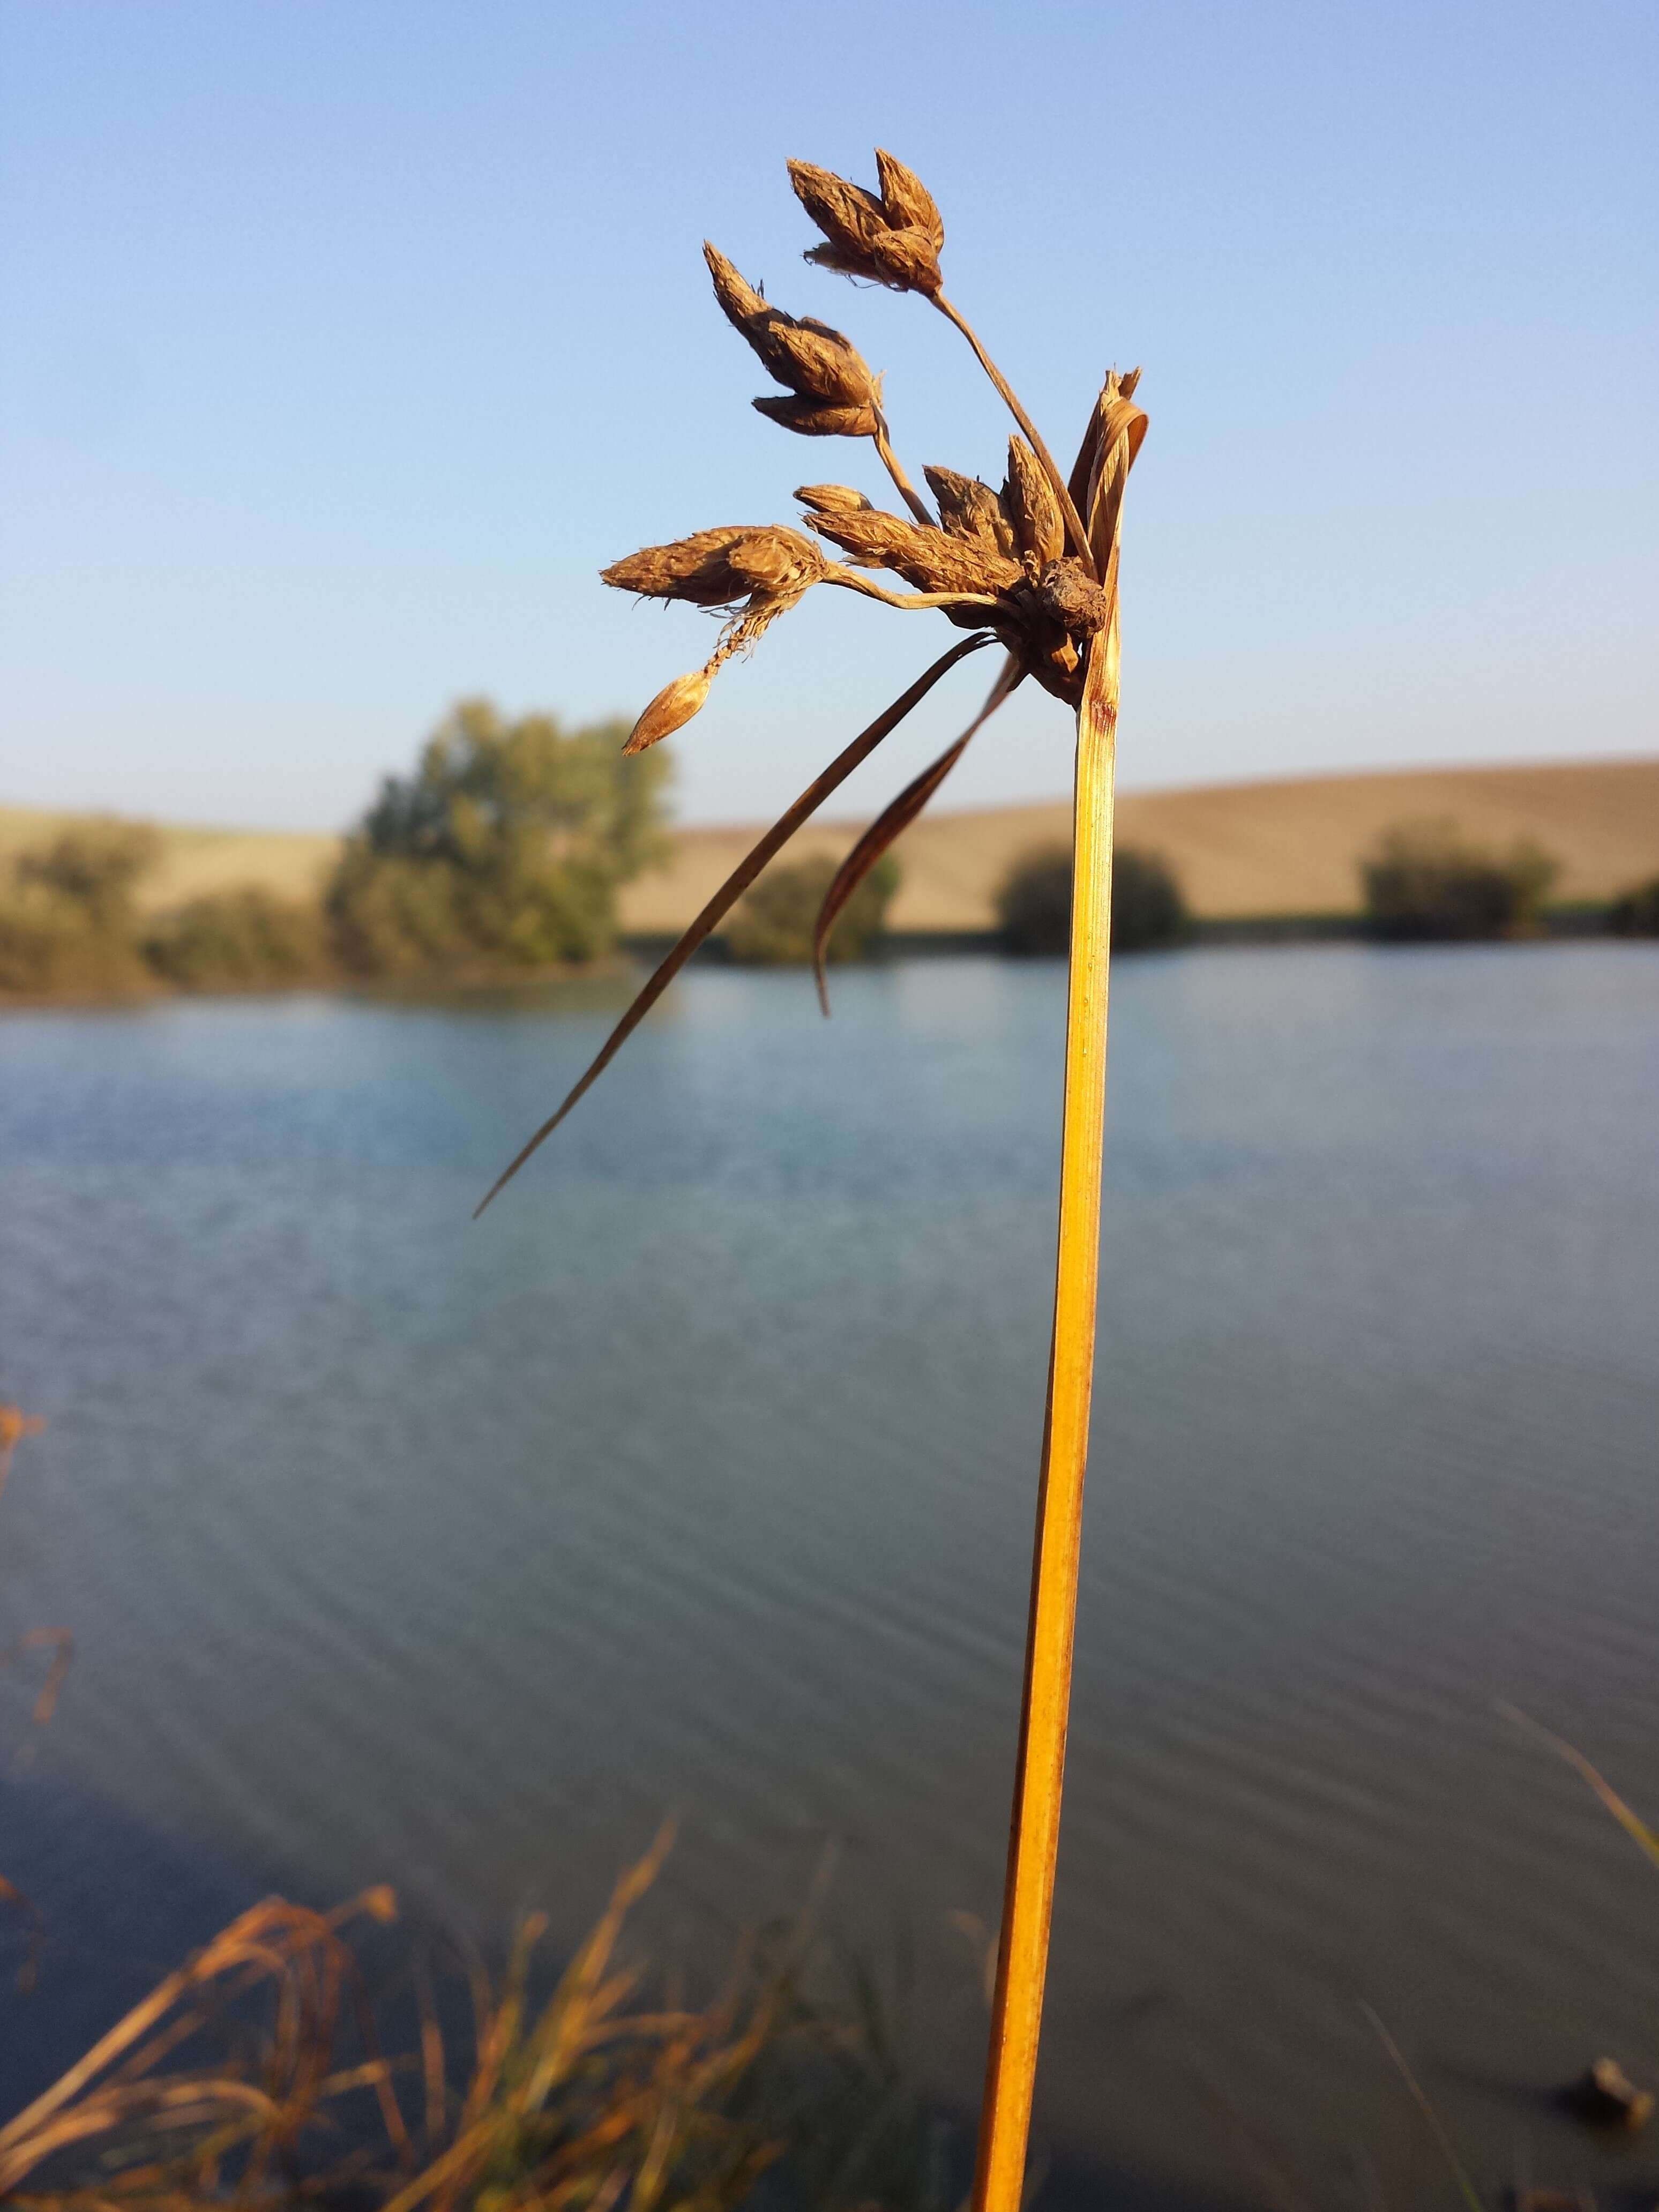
[{"left": 970, "top": 610, "right": 1118, "bottom": 2212}]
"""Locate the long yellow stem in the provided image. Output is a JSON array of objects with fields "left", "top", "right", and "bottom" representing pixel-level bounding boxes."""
[{"left": 970, "top": 611, "right": 1118, "bottom": 2212}]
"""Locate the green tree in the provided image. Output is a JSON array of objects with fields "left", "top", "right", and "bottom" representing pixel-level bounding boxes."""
[
  {"left": 143, "top": 887, "right": 330, "bottom": 990},
  {"left": 1359, "top": 818, "right": 1558, "bottom": 941},
  {"left": 326, "top": 699, "right": 672, "bottom": 977},
  {"left": 725, "top": 853, "right": 899, "bottom": 965},
  {"left": 995, "top": 841, "right": 1188, "bottom": 955}
]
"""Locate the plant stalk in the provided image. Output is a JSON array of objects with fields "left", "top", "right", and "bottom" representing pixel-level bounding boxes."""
[
  {"left": 970, "top": 610, "right": 1118, "bottom": 2212},
  {"left": 873, "top": 413, "right": 936, "bottom": 529}
]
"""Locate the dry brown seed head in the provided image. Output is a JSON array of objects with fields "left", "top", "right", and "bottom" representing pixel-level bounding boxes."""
[
  {"left": 624, "top": 668, "right": 712, "bottom": 754},
  {"left": 924, "top": 466, "right": 1017, "bottom": 560},
  {"left": 795, "top": 484, "right": 873, "bottom": 514},
  {"left": 753, "top": 395, "right": 880, "bottom": 437},
  {"left": 806, "top": 504, "right": 1020, "bottom": 598},
  {"left": 767, "top": 320, "right": 878, "bottom": 407},
  {"left": 874, "top": 150, "right": 944, "bottom": 252},
  {"left": 703, "top": 243, "right": 767, "bottom": 330},
  {"left": 788, "top": 161, "right": 887, "bottom": 259},
  {"left": 788, "top": 156, "right": 944, "bottom": 296},
  {"left": 602, "top": 527, "right": 758, "bottom": 608},
  {"left": 872, "top": 225, "right": 945, "bottom": 294},
  {"left": 704, "top": 242, "right": 879, "bottom": 410},
  {"left": 1003, "top": 437, "right": 1066, "bottom": 578},
  {"left": 723, "top": 527, "right": 827, "bottom": 595},
  {"left": 603, "top": 525, "right": 825, "bottom": 612}
]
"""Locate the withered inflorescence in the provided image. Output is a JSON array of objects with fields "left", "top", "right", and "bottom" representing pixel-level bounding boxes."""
[{"left": 481, "top": 146, "right": 1147, "bottom": 1210}]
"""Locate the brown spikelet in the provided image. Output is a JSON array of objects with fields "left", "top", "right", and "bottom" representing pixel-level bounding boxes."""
[
  {"left": 1003, "top": 437, "right": 1065, "bottom": 577},
  {"left": 794, "top": 483, "right": 872, "bottom": 515},
  {"left": 924, "top": 466, "right": 1017, "bottom": 559},
  {"left": 602, "top": 525, "right": 825, "bottom": 612},
  {"left": 753, "top": 394, "right": 881, "bottom": 437},
  {"left": 703, "top": 243, "right": 768, "bottom": 326},
  {"left": 602, "top": 527, "right": 756, "bottom": 607},
  {"left": 866, "top": 225, "right": 943, "bottom": 293},
  {"left": 875, "top": 150, "right": 944, "bottom": 252},
  {"left": 704, "top": 243, "right": 878, "bottom": 410},
  {"left": 806, "top": 503, "right": 1020, "bottom": 597},
  {"left": 623, "top": 669, "right": 712, "bottom": 754},
  {"left": 788, "top": 162, "right": 886, "bottom": 261},
  {"left": 723, "top": 528, "right": 828, "bottom": 595},
  {"left": 788, "top": 157, "right": 944, "bottom": 296}
]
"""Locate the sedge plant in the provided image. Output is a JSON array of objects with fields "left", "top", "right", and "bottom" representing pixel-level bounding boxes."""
[{"left": 477, "top": 149, "right": 1148, "bottom": 2211}]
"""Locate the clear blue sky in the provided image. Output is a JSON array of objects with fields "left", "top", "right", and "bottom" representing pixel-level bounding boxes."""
[{"left": 2, "top": 1, "right": 1654, "bottom": 830}]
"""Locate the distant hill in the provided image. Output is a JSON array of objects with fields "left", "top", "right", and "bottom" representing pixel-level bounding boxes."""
[
  {"left": 618, "top": 757, "right": 1659, "bottom": 932},
  {"left": 4, "top": 757, "right": 1655, "bottom": 935},
  {"left": 0, "top": 805, "right": 339, "bottom": 914}
]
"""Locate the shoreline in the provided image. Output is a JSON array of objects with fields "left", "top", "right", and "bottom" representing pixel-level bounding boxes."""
[{"left": 2, "top": 913, "right": 1646, "bottom": 1015}]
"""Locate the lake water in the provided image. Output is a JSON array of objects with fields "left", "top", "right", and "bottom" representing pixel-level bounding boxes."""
[{"left": 2, "top": 946, "right": 1657, "bottom": 2208}]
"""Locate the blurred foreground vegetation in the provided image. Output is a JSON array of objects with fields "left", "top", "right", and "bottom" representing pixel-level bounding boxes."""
[{"left": 0, "top": 1827, "right": 956, "bottom": 2212}]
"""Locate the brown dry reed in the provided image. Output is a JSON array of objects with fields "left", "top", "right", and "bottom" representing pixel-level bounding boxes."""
[
  {"left": 475, "top": 148, "right": 1148, "bottom": 2212},
  {"left": 2, "top": 1829, "right": 943, "bottom": 2212}
]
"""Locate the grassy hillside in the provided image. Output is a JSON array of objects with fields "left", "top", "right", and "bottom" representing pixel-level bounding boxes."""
[
  {"left": 619, "top": 757, "right": 1659, "bottom": 931},
  {"left": 5, "top": 757, "right": 1655, "bottom": 935},
  {"left": 0, "top": 806, "right": 338, "bottom": 913}
]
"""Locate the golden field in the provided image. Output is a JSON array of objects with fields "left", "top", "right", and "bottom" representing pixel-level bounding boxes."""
[
  {"left": 0, "top": 805, "right": 341, "bottom": 913},
  {"left": 4, "top": 756, "right": 1655, "bottom": 933},
  {"left": 617, "top": 757, "right": 1659, "bottom": 929}
]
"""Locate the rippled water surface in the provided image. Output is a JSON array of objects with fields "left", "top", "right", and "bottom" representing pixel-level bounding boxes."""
[{"left": 3, "top": 946, "right": 1657, "bottom": 2206}]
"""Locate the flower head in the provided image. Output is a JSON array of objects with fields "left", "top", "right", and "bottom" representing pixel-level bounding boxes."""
[
  {"left": 704, "top": 245, "right": 881, "bottom": 437},
  {"left": 788, "top": 150, "right": 945, "bottom": 296}
]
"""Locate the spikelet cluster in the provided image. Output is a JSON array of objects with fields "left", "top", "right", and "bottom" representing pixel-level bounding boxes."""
[
  {"left": 600, "top": 151, "right": 1147, "bottom": 745},
  {"left": 788, "top": 150, "right": 945, "bottom": 295}
]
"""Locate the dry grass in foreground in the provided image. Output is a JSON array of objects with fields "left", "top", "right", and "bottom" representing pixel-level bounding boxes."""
[{"left": 0, "top": 1829, "right": 948, "bottom": 2212}]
